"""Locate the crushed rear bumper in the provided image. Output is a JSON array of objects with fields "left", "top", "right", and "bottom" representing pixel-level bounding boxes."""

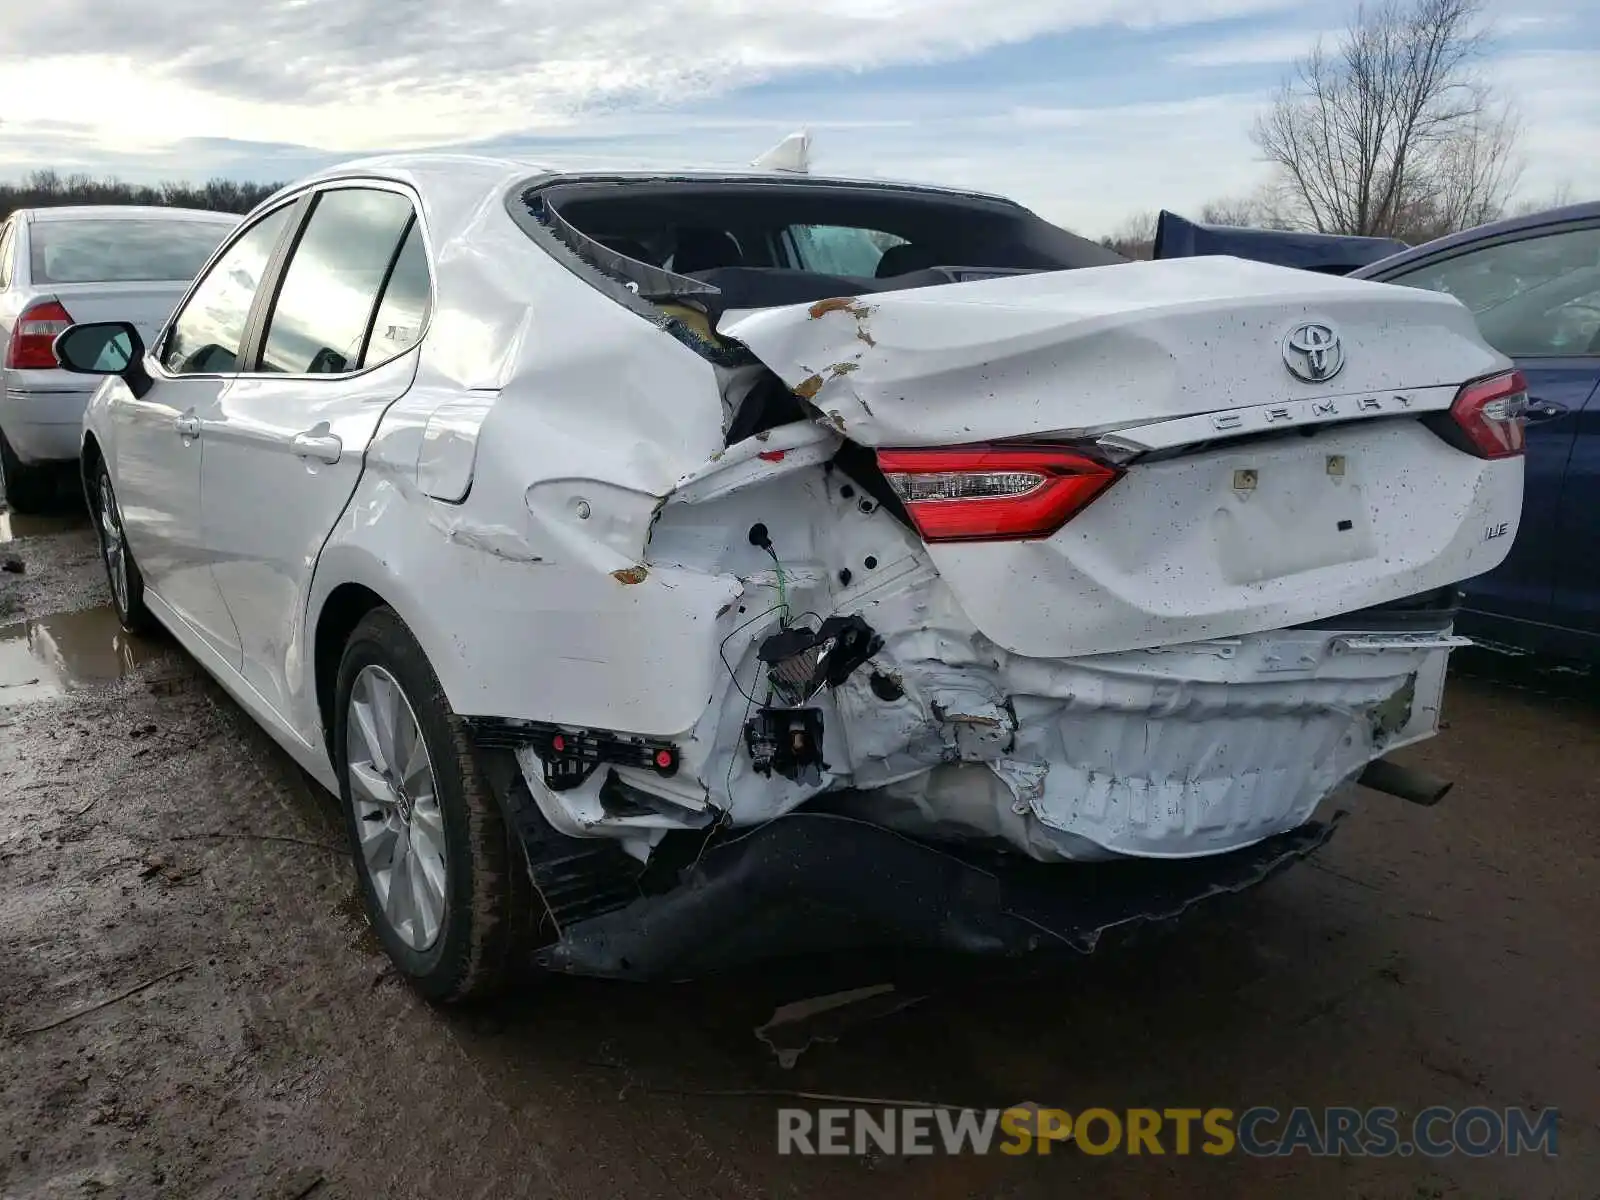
[{"left": 530, "top": 807, "right": 1341, "bottom": 981}]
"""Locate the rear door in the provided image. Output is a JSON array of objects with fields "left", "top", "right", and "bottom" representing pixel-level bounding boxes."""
[
  {"left": 196, "top": 183, "right": 430, "bottom": 725},
  {"left": 1371, "top": 220, "right": 1600, "bottom": 633}
]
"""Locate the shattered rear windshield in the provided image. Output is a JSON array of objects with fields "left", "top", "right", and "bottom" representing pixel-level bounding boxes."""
[{"left": 513, "top": 177, "right": 1123, "bottom": 307}]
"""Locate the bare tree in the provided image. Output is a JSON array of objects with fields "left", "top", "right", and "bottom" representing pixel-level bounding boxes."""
[
  {"left": 1200, "top": 187, "right": 1297, "bottom": 229},
  {"left": 1510, "top": 182, "right": 1575, "bottom": 218},
  {"left": 1252, "top": 0, "right": 1522, "bottom": 241},
  {"left": 1100, "top": 210, "right": 1158, "bottom": 259}
]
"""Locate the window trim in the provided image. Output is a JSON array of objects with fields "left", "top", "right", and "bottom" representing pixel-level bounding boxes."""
[
  {"left": 353, "top": 214, "right": 420, "bottom": 369},
  {"left": 149, "top": 176, "right": 436, "bottom": 385},
  {"left": 0, "top": 219, "right": 14, "bottom": 289},
  {"left": 247, "top": 182, "right": 433, "bottom": 381},
  {"left": 1369, "top": 217, "right": 1600, "bottom": 361},
  {"left": 150, "top": 194, "right": 308, "bottom": 383}
]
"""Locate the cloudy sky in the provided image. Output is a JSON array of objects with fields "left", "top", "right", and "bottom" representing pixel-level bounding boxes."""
[{"left": 0, "top": 0, "right": 1594, "bottom": 235}]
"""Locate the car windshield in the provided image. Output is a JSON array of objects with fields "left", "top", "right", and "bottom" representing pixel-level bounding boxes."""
[{"left": 29, "top": 218, "right": 232, "bottom": 284}]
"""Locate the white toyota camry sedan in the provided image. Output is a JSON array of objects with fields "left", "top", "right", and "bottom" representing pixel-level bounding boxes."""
[{"left": 57, "top": 154, "right": 1524, "bottom": 999}]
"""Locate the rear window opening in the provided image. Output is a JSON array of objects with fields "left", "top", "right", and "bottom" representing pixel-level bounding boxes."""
[
  {"left": 512, "top": 176, "right": 1122, "bottom": 318},
  {"left": 29, "top": 218, "right": 233, "bottom": 285},
  {"left": 508, "top": 176, "right": 1125, "bottom": 444}
]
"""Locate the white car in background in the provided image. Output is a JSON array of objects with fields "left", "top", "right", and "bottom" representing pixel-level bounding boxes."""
[
  {"left": 0, "top": 205, "right": 239, "bottom": 511},
  {"left": 57, "top": 156, "right": 1523, "bottom": 1000}
]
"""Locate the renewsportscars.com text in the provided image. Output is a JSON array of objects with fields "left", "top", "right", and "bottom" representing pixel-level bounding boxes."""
[{"left": 777, "top": 1105, "right": 1559, "bottom": 1158}]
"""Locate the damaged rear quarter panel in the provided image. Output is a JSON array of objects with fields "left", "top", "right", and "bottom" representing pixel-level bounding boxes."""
[{"left": 305, "top": 183, "right": 749, "bottom": 740}]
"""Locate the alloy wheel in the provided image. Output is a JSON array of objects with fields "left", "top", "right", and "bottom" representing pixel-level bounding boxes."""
[
  {"left": 345, "top": 664, "right": 448, "bottom": 951},
  {"left": 97, "top": 468, "right": 129, "bottom": 615}
]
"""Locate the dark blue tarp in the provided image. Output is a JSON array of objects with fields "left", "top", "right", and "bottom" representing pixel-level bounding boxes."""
[{"left": 1153, "top": 210, "right": 1408, "bottom": 275}]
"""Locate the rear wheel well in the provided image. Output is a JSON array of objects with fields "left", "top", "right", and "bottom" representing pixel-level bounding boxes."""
[{"left": 315, "top": 583, "right": 388, "bottom": 746}]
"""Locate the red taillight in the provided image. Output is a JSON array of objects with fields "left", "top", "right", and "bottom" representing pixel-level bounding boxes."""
[
  {"left": 5, "top": 299, "right": 74, "bottom": 369},
  {"left": 1447, "top": 370, "right": 1528, "bottom": 459},
  {"left": 876, "top": 445, "right": 1121, "bottom": 542}
]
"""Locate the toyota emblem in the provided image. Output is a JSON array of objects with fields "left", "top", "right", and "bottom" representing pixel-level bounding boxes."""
[{"left": 1283, "top": 322, "right": 1344, "bottom": 383}]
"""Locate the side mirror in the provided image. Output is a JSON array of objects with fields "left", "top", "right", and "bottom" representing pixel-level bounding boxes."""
[{"left": 53, "top": 321, "right": 152, "bottom": 398}]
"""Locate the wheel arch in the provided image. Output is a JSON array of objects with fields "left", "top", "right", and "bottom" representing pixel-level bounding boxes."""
[
  {"left": 312, "top": 580, "right": 391, "bottom": 750},
  {"left": 306, "top": 531, "right": 467, "bottom": 758}
]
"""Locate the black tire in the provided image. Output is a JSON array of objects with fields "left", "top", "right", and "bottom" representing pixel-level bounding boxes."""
[
  {"left": 92, "top": 462, "right": 156, "bottom": 635},
  {"left": 0, "top": 430, "right": 54, "bottom": 514},
  {"left": 334, "top": 607, "right": 532, "bottom": 1002}
]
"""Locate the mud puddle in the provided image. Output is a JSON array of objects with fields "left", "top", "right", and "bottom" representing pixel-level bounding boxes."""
[
  {"left": 0, "top": 508, "right": 88, "bottom": 543},
  {"left": 0, "top": 604, "right": 167, "bottom": 705}
]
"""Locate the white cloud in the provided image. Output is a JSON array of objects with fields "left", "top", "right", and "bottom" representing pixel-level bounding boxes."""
[
  {"left": 1167, "top": 30, "right": 1332, "bottom": 66},
  {"left": 1491, "top": 49, "right": 1600, "bottom": 205},
  {"left": 0, "top": 0, "right": 1297, "bottom": 154},
  {"left": 0, "top": 0, "right": 1592, "bottom": 239}
]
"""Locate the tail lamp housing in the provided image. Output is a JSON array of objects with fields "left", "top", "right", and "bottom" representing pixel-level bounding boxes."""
[
  {"left": 876, "top": 444, "right": 1121, "bottom": 542},
  {"left": 1439, "top": 369, "right": 1529, "bottom": 460},
  {"left": 4, "top": 299, "right": 74, "bottom": 370}
]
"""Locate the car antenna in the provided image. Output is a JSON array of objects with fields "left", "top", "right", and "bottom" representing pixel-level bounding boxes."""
[{"left": 751, "top": 129, "right": 811, "bottom": 174}]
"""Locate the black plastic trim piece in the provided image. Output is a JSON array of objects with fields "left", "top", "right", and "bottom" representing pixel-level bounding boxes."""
[
  {"left": 538, "top": 811, "right": 1342, "bottom": 979},
  {"left": 464, "top": 718, "right": 681, "bottom": 793}
]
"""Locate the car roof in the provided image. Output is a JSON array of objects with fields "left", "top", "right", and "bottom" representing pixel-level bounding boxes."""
[
  {"left": 22, "top": 204, "right": 241, "bottom": 224},
  {"left": 1356, "top": 200, "right": 1600, "bottom": 277},
  {"left": 289, "top": 152, "right": 1023, "bottom": 207}
]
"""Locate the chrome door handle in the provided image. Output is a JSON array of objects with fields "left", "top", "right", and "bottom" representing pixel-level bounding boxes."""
[
  {"left": 292, "top": 430, "right": 343, "bottom": 464},
  {"left": 174, "top": 415, "right": 200, "bottom": 438}
]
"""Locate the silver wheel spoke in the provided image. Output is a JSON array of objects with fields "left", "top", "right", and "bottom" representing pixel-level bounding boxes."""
[
  {"left": 361, "top": 819, "right": 400, "bottom": 872},
  {"left": 409, "top": 807, "right": 448, "bottom": 899},
  {"left": 399, "top": 722, "right": 430, "bottom": 791},
  {"left": 345, "top": 664, "right": 446, "bottom": 953},
  {"left": 349, "top": 760, "right": 397, "bottom": 808},
  {"left": 410, "top": 803, "right": 445, "bottom": 854},
  {"left": 410, "top": 854, "right": 438, "bottom": 945},
  {"left": 370, "top": 674, "right": 400, "bottom": 770},
  {"left": 99, "top": 474, "right": 129, "bottom": 609},
  {"left": 349, "top": 698, "right": 389, "bottom": 775}
]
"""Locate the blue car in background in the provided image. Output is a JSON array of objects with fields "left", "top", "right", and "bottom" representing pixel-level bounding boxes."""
[
  {"left": 1351, "top": 205, "right": 1600, "bottom": 660},
  {"left": 1157, "top": 203, "right": 1600, "bottom": 661}
]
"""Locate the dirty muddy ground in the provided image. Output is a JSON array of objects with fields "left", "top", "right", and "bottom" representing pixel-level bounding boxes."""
[{"left": 1, "top": 494, "right": 1596, "bottom": 1200}]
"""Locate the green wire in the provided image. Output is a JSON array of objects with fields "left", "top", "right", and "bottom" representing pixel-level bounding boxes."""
[{"left": 768, "top": 547, "right": 789, "bottom": 623}]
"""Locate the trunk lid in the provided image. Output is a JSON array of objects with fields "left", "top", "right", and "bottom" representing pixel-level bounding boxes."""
[
  {"left": 43, "top": 281, "right": 192, "bottom": 349},
  {"left": 718, "top": 257, "right": 1523, "bottom": 658},
  {"left": 717, "top": 256, "right": 1502, "bottom": 447}
]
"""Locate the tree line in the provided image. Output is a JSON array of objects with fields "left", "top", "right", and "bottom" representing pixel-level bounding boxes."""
[{"left": 0, "top": 170, "right": 284, "bottom": 223}]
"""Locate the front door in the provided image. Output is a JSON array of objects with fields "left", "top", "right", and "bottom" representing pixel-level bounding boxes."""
[
  {"left": 197, "top": 187, "right": 431, "bottom": 727},
  {"left": 113, "top": 202, "right": 298, "bottom": 660}
]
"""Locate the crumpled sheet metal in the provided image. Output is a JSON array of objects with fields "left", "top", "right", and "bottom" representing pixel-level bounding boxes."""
[{"left": 534, "top": 810, "right": 1342, "bottom": 980}]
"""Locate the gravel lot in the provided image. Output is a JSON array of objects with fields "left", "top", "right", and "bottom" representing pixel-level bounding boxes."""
[{"left": 2, "top": 498, "right": 1595, "bottom": 1199}]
